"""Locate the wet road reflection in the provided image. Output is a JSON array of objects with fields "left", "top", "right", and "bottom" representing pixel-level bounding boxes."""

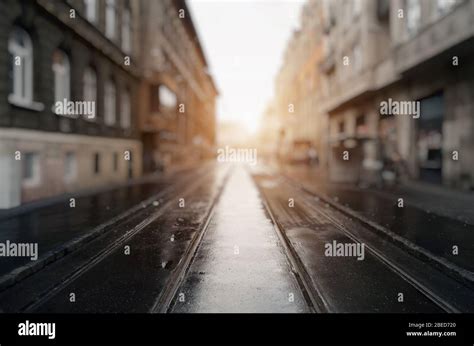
[
  {"left": 0, "top": 169, "right": 199, "bottom": 275},
  {"left": 314, "top": 186, "right": 474, "bottom": 272},
  {"left": 172, "top": 165, "right": 310, "bottom": 313},
  {"left": 282, "top": 168, "right": 474, "bottom": 272}
]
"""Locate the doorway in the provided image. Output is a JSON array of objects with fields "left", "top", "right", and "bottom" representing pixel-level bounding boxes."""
[{"left": 417, "top": 92, "right": 444, "bottom": 184}]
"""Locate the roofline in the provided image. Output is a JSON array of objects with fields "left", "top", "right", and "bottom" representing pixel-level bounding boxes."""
[{"left": 175, "top": 0, "right": 219, "bottom": 95}]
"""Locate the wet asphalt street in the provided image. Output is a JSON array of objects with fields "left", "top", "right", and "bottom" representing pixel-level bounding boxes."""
[
  {"left": 0, "top": 163, "right": 473, "bottom": 313},
  {"left": 1, "top": 165, "right": 229, "bottom": 312},
  {"left": 171, "top": 166, "right": 309, "bottom": 313},
  {"left": 281, "top": 166, "right": 474, "bottom": 272},
  {"left": 252, "top": 171, "right": 472, "bottom": 313},
  {"left": 0, "top": 167, "right": 209, "bottom": 276}
]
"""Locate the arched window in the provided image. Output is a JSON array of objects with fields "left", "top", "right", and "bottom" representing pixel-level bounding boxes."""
[
  {"left": 52, "top": 49, "right": 70, "bottom": 107},
  {"left": 105, "top": 0, "right": 116, "bottom": 39},
  {"left": 84, "top": 0, "right": 98, "bottom": 23},
  {"left": 83, "top": 66, "right": 97, "bottom": 121},
  {"left": 104, "top": 79, "right": 116, "bottom": 125},
  {"left": 122, "top": 6, "right": 132, "bottom": 53},
  {"left": 8, "top": 27, "right": 33, "bottom": 105},
  {"left": 120, "top": 88, "right": 131, "bottom": 129}
]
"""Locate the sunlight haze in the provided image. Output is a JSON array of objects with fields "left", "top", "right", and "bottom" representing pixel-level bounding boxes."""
[{"left": 188, "top": 0, "right": 305, "bottom": 133}]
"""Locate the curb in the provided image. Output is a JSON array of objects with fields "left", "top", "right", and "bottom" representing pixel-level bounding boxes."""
[{"left": 0, "top": 165, "right": 198, "bottom": 221}]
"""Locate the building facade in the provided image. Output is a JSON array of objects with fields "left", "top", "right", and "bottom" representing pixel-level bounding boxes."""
[
  {"left": 274, "top": 1, "right": 327, "bottom": 168},
  {"left": 138, "top": 0, "right": 218, "bottom": 173},
  {"left": 0, "top": 0, "right": 142, "bottom": 208}
]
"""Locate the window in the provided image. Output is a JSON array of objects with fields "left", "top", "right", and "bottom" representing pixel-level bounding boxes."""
[
  {"left": 338, "top": 121, "right": 345, "bottom": 134},
  {"left": 353, "top": 44, "right": 362, "bottom": 73},
  {"left": 356, "top": 115, "right": 367, "bottom": 135},
  {"left": 356, "top": 115, "right": 366, "bottom": 127},
  {"left": 127, "top": 150, "right": 133, "bottom": 179},
  {"left": 8, "top": 27, "right": 33, "bottom": 105},
  {"left": 113, "top": 152, "right": 119, "bottom": 172},
  {"left": 120, "top": 89, "right": 131, "bottom": 128},
  {"left": 22, "top": 152, "right": 40, "bottom": 186},
  {"left": 104, "top": 79, "right": 116, "bottom": 125},
  {"left": 122, "top": 7, "right": 131, "bottom": 53},
  {"left": 105, "top": 0, "right": 116, "bottom": 39},
  {"left": 83, "top": 66, "right": 97, "bottom": 121},
  {"left": 437, "top": 0, "right": 456, "bottom": 16},
  {"left": 353, "top": 0, "right": 362, "bottom": 17},
  {"left": 64, "top": 152, "right": 77, "bottom": 182},
  {"left": 159, "top": 85, "right": 177, "bottom": 109},
  {"left": 406, "top": 0, "right": 421, "bottom": 36},
  {"left": 93, "top": 153, "right": 100, "bottom": 174},
  {"left": 150, "top": 85, "right": 160, "bottom": 112},
  {"left": 52, "top": 50, "right": 70, "bottom": 108},
  {"left": 84, "top": 0, "right": 98, "bottom": 23}
]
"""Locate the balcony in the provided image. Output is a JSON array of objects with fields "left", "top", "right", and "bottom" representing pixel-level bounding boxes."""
[{"left": 321, "top": 55, "right": 398, "bottom": 115}]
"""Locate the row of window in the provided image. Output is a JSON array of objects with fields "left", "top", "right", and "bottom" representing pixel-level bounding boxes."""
[
  {"left": 324, "top": 0, "right": 459, "bottom": 35},
  {"left": 335, "top": 114, "right": 366, "bottom": 136},
  {"left": 406, "top": 0, "right": 459, "bottom": 37},
  {"left": 22, "top": 151, "right": 129, "bottom": 187},
  {"left": 8, "top": 26, "right": 132, "bottom": 129},
  {"left": 83, "top": 0, "right": 132, "bottom": 53}
]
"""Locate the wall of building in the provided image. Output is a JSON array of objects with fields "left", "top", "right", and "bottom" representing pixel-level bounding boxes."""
[
  {"left": 0, "top": 128, "right": 142, "bottom": 204},
  {"left": 0, "top": 0, "right": 142, "bottom": 207},
  {"left": 138, "top": 0, "right": 218, "bottom": 173},
  {"left": 271, "top": 0, "right": 473, "bottom": 190}
]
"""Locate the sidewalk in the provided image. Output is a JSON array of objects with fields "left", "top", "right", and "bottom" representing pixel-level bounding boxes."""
[
  {"left": 381, "top": 180, "right": 474, "bottom": 226},
  {"left": 280, "top": 165, "right": 474, "bottom": 276}
]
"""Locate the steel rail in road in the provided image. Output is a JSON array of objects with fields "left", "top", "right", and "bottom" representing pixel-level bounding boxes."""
[
  {"left": 150, "top": 169, "right": 232, "bottom": 313},
  {"left": 280, "top": 174, "right": 474, "bottom": 288},
  {"left": 0, "top": 165, "right": 212, "bottom": 293},
  {"left": 279, "top": 174, "right": 461, "bottom": 313},
  {"left": 253, "top": 173, "right": 329, "bottom": 313},
  {"left": 19, "top": 167, "right": 223, "bottom": 313}
]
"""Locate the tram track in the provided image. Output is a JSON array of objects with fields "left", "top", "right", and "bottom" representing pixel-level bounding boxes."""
[
  {"left": 167, "top": 165, "right": 312, "bottom": 313},
  {"left": 312, "top": 201, "right": 460, "bottom": 313},
  {"left": 0, "top": 165, "right": 212, "bottom": 293},
  {"left": 252, "top": 170, "right": 474, "bottom": 313},
  {"left": 150, "top": 169, "right": 231, "bottom": 313},
  {"left": 258, "top": 192, "right": 329, "bottom": 313},
  {"left": 0, "top": 165, "right": 227, "bottom": 312}
]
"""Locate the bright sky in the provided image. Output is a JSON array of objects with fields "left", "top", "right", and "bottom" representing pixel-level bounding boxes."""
[{"left": 188, "top": 0, "right": 304, "bottom": 133}]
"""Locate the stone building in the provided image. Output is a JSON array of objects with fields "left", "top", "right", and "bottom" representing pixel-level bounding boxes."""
[
  {"left": 0, "top": 0, "right": 142, "bottom": 208},
  {"left": 320, "top": 0, "right": 474, "bottom": 189},
  {"left": 387, "top": 0, "right": 474, "bottom": 189},
  {"left": 273, "top": 1, "right": 327, "bottom": 167},
  {"left": 273, "top": 0, "right": 473, "bottom": 190},
  {"left": 319, "top": 0, "right": 394, "bottom": 184},
  {"left": 138, "top": 0, "right": 218, "bottom": 173}
]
